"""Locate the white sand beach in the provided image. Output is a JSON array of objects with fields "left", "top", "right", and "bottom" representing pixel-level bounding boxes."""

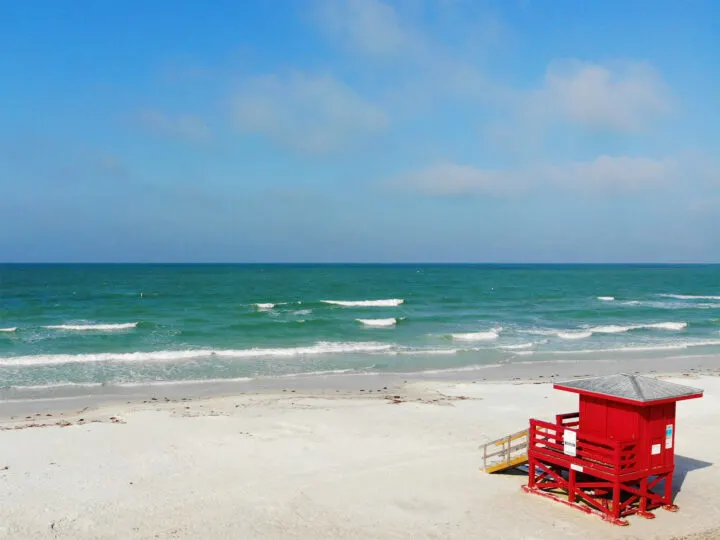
[{"left": 1, "top": 372, "right": 719, "bottom": 540}]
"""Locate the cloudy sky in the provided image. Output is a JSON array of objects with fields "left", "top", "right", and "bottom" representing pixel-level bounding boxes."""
[{"left": 1, "top": 0, "right": 718, "bottom": 262}]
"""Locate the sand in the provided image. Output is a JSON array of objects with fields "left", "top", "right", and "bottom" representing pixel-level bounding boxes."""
[{"left": 1, "top": 372, "right": 719, "bottom": 539}]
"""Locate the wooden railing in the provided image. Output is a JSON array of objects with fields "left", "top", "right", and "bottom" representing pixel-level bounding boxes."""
[
  {"left": 529, "top": 418, "right": 638, "bottom": 475},
  {"left": 481, "top": 429, "right": 529, "bottom": 473},
  {"left": 555, "top": 411, "right": 580, "bottom": 428}
]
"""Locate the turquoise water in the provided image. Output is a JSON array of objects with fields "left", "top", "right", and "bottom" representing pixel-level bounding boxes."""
[{"left": 1, "top": 264, "right": 719, "bottom": 389}]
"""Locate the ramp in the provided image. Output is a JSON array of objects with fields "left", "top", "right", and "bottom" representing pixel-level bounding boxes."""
[{"left": 481, "top": 429, "right": 529, "bottom": 473}]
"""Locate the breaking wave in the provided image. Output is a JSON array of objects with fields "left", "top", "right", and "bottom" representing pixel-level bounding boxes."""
[
  {"left": 660, "top": 294, "right": 720, "bottom": 301},
  {"left": 0, "top": 327, "right": 17, "bottom": 333},
  {"left": 322, "top": 299, "right": 404, "bottom": 307},
  {"left": 451, "top": 328, "right": 502, "bottom": 341},
  {"left": 43, "top": 323, "right": 138, "bottom": 331},
  {"left": 597, "top": 296, "right": 615, "bottom": 301},
  {"left": 0, "top": 342, "right": 395, "bottom": 367},
  {"left": 356, "top": 318, "right": 398, "bottom": 327}
]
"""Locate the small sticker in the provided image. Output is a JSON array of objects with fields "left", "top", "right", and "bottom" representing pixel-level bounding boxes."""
[
  {"left": 652, "top": 444, "right": 661, "bottom": 455},
  {"left": 564, "top": 429, "right": 577, "bottom": 457},
  {"left": 666, "top": 438, "right": 673, "bottom": 449},
  {"left": 571, "top": 463, "right": 584, "bottom": 472},
  {"left": 666, "top": 424, "right": 674, "bottom": 438}
]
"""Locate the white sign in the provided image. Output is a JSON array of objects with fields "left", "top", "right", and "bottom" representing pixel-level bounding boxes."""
[
  {"left": 651, "top": 443, "right": 662, "bottom": 455},
  {"left": 564, "top": 429, "right": 577, "bottom": 457},
  {"left": 570, "top": 463, "right": 584, "bottom": 472},
  {"left": 666, "top": 424, "right": 674, "bottom": 449}
]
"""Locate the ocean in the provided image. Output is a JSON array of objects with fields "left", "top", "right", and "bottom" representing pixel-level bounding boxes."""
[{"left": 1, "top": 264, "right": 719, "bottom": 391}]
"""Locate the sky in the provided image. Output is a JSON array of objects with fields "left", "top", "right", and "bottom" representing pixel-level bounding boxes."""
[{"left": 1, "top": 0, "right": 719, "bottom": 263}]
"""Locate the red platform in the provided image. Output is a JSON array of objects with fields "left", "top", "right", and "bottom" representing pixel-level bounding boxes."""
[{"left": 523, "top": 374, "right": 702, "bottom": 525}]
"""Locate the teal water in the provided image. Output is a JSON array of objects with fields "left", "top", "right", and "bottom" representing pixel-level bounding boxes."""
[{"left": 1, "top": 264, "right": 719, "bottom": 389}]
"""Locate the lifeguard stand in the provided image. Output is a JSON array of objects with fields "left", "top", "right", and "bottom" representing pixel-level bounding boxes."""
[{"left": 523, "top": 373, "right": 702, "bottom": 525}]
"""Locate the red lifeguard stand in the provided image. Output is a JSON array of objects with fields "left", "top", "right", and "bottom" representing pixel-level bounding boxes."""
[{"left": 523, "top": 373, "right": 702, "bottom": 525}]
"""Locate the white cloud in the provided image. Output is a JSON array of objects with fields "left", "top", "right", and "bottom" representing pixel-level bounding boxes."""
[
  {"left": 391, "top": 155, "right": 679, "bottom": 196},
  {"left": 232, "top": 72, "right": 388, "bottom": 154},
  {"left": 542, "top": 155, "right": 676, "bottom": 191},
  {"left": 533, "top": 60, "right": 671, "bottom": 131},
  {"left": 311, "top": 0, "right": 499, "bottom": 104},
  {"left": 137, "top": 110, "right": 212, "bottom": 143},
  {"left": 389, "top": 163, "right": 516, "bottom": 196},
  {"left": 313, "top": 0, "right": 413, "bottom": 58}
]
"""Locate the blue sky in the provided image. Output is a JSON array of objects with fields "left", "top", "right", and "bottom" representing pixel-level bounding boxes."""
[{"left": 1, "top": 0, "right": 718, "bottom": 262}]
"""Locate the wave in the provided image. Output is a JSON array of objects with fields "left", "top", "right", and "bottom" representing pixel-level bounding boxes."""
[
  {"left": 356, "top": 318, "right": 397, "bottom": 327},
  {"left": 557, "top": 331, "right": 593, "bottom": 340},
  {"left": 0, "top": 327, "right": 17, "bottom": 333},
  {"left": 597, "top": 296, "right": 615, "bottom": 301},
  {"left": 295, "top": 309, "right": 312, "bottom": 316},
  {"left": 254, "top": 303, "right": 275, "bottom": 310},
  {"left": 547, "top": 340, "right": 720, "bottom": 355},
  {"left": 622, "top": 300, "right": 720, "bottom": 310},
  {"left": 399, "top": 348, "right": 459, "bottom": 355},
  {"left": 43, "top": 323, "right": 139, "bottom": 331},
  {"left": 322, "top": 299, "right": 404, "bottom": 307},
  {"left": 590, "top": 322, "right": 688, "bottom": 333},
  {"left": 660, "top": 294, "right": 720, "bottom": 301},
  {"left": 524, "top": 322, "right": 687, "bottom": 339},
  {"left": 498, "top": 342, "right": 540, "bottom": 350},
  {"left": 451, "top": 328, "right": 502, "bottom": 341},
  {"left": 0, "top": 341, "right": 395, "bottom": 367}
]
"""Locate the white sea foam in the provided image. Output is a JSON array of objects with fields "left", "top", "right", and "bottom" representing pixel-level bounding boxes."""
[
  {"left": 524, "top": 321, "right": 687, "bottom": 339},
  {"left": 44, "top": 323, "right": 138, "bottom": 331},
  {"left": 622, "top": 300, "right": 720, "bottom": 310},
  {"left": 498, "top": 342, "right": 537, "bottom": 350},
  {"left": 597, "top": 296, "right": 615, "bottom": 301},
  {"left": 549, "top": 340, "right": 720, "bottom": 355},
  {"left": 295, "top": 309, "right": 312, "bottom": 316},
  {"left": 589, "top": 322, "right": 687, "bottom": 333},
  {"left": 399, "top": 348, "right": 459, "bottom": 355},
  {"left": 0, "top": 327, "right": 17, "bottom": 333},
  {"left": 116, "top": 377, "right": 254, "bottom": 387},
  {"left": 356, "top": 318, "right": 397, "bottom": 327},
  {"left": 0, "top": 342, "right": 395, "bottom": 367},
  {"left": 451, "top": 328, "right": 502, "bottom": 341},
  {"left": 589, "top": 325, "right": 632, "bottom": 334},
  {"left": 660, "top": 294, "right": 720, "bottom": 301},
  {"left": 322, "top": 299, "right": 404, "bottom": 307},
  {"left": 557, "top": 331, "right": 593, "bottom": 340},
  {"left": 254, "top": 303, "right": 275, "bottom": 310}
]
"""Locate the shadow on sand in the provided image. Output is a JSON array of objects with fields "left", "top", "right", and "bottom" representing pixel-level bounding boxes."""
[{"left": 673, "top": 454, "right": 713, "bottom": 496}]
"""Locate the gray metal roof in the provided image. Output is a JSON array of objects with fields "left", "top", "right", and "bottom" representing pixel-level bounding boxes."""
[{"left": 555, "top": 373, "right": 703, "bottom": 403}]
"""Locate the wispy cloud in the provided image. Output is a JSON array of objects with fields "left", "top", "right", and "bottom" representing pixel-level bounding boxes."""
[
  {"left": 232, "top": 72, "right": 388, "bottom": 154},
  {"left": 310, "top": 0, "right": 501, "bottom": 105},
  {"left": 313, "top": 0, "right": 414, "bottom": 58},
  {"left": 532, "top": 60, "right": 671, "bottom": 132},
  {"left": 136, "top": 109, "right": 212, "bottom": 143},
  {"left": 389, "top": 155, "right": 681, "bottom": 197}
]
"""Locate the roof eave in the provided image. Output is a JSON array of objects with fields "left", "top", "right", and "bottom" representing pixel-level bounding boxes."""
[{"left": 553, "top": 383, "right": 704, "bottom": 406}]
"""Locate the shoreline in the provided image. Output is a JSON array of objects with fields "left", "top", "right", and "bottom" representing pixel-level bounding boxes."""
[{"left": 2, "top": 352, "right": 719, "bottom": 418}]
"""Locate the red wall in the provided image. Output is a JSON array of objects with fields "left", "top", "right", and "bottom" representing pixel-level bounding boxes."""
[{"left": 578, "top": 395, "right": 676, "bottom": 470}]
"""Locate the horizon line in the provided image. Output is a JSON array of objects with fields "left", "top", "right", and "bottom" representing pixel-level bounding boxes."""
[{"left": 2, "top": 262, "right": 719, "bottom": 266}]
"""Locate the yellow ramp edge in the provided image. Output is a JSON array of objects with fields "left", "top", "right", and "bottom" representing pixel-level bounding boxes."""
[{"left": 481, "top": 429, "right": 529, "bottom": 473}]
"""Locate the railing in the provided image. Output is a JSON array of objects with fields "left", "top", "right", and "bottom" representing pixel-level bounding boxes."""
[
  {"left": 481, "top": 429, "right": 529, "bottom": 473},
  {"left": 529, "top": 418, "right": 638, "bottom": 475},
  {"left": 555, "top": 411, "right": 580, "bottom": 428}
]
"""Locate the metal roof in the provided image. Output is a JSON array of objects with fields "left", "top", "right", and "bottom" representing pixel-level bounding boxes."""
[{"left": 555, "top": 373, "right": 703, "bottom": 403}]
